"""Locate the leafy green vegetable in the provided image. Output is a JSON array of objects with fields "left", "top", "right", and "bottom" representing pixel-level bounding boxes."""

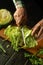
[
  {"left": 0, "top": 9, "right": 13, "bottom": 27},
  {"left": 4, "top": 25, "right": 23, "bottom": 51},
  {"left": 4, "top": 25, "right": 38, "bottom": 51},
  {"left": 37, "top": 49, "right": 43, "bottom": 55},
  {"left": 24, "top": 52, "right": 43, "bottom": 65},
  {"left": 21, "top": 26, "right": 38, "bottom": 48},
  {"left": 6, "top": 45, "right": 10, "bottom": 48},
  {"left": 0, "top": 44, "right": 6, "bottom": 53}
]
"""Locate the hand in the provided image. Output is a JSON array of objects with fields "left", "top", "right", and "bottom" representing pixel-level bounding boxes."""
[
  {"left": 31, "top": 19, "right": 43, "bottom": 38},
  {"left": 13, "top": 7, "right": 27, "bottom": 26}
]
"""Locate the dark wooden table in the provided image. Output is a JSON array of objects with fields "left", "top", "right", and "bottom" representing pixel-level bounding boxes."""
[{"left": 0, "top": 37, "right": 31, "bottom": 65}]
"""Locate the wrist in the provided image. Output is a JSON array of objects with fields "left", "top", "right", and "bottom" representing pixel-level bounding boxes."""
[{"left": 13, "top": 0, "right": 24, "bottom": 9}]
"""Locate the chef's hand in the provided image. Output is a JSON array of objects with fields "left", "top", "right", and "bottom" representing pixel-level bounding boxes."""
[
  {"left": 31, "top": 19, "right": 43, "bottom": 38},
  {"left": 13, "top": 7, "right": 27, "bottom": 26}
]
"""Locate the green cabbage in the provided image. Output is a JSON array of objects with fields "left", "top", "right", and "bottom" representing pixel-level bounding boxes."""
[
  {"left": 4, "top": 25, "right": 38, "bottom": 51},
  {"left": 21, "top": 26, "right": 38, "bottom": 48},
  {"left": 0, "top": 9, "right": 12, "bottom": 25},
  {"left": 24, "top": 52, "right": 43, "bottom": 65},
  {"left": 4, "top": 25, "right": 23, "bottom": 51}
]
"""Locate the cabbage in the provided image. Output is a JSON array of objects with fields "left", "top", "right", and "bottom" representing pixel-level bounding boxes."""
[
  {"left": 4, "top": 25, "right": 23, "bottom": 51},
  {"left": 4, "top": 25, "right": 38, "bottom": 51},
  {"left": 21, "top": 26, "right": 38, "bottom": 48},
  {"left": 0, "top": 9, "right": 12, "bottom": 25}
]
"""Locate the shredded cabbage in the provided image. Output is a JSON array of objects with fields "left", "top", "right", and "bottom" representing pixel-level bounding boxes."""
[{"left": 4, "top": 25, "right": 38, "bottom": 51}]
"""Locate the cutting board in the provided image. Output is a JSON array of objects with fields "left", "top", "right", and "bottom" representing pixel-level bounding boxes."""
[{"left": 0, "top": 28, "right": 43, "bottom": 58}]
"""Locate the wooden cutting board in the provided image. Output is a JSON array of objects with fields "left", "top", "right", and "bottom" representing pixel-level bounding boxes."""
[
  {"left": 25, "top": 33, "right": 43, "bottom": 58},
  {"left": 0, "top": 28, "right": 43, "bottom": 58}
]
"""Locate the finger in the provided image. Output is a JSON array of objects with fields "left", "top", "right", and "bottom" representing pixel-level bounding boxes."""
[
  {"left": 16, "top": 15, "right": 22, "bottom": 26},
  {"left": 14, "top": 12, "right": 20, "bottom": 25},
  {"left": 18, "top": 14, "right": 27, "bottom": 25},
  {"left": 31, "top": 22, "right": 40, "bottom": 36},
  {"left": 38, "top": 26, "right": 43, "bottom": 37},
  {"left": 14, "top": 12, "right": 17, "bottom": 19}
]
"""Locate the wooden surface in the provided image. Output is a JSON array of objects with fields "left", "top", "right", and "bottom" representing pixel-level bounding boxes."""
[{"left": 0, "top": 28, "right": 43, "bottom": 58}]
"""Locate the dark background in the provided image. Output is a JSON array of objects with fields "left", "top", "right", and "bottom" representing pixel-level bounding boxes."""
[
  {"left": 0, "top": 0, "right": 43, "bottom": 27},
  {"left": 0, "top": 0, "right": 43, "bottom": 11}
]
